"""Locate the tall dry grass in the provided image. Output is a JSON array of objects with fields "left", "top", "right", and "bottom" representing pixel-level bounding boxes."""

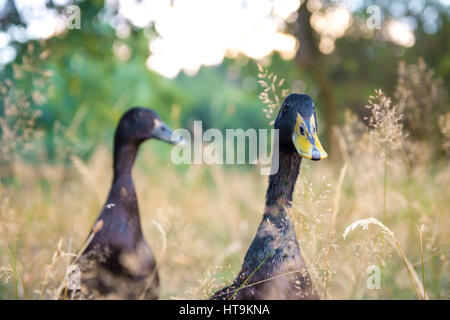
[{"left": 0, "top": 60, "right": 448, "bottom": 299}]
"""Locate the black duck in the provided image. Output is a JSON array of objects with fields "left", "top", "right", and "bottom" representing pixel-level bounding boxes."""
[
  {"left": 211, "top": 93, "right": 327, "bottom": 300},
  {"left": 62, "top": 107, "right": 181, "bottom": 300}
]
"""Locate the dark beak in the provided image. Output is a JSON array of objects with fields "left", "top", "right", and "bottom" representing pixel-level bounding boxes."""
[{"left": 152, "top": 120, "right": 184, "bottom": 145}]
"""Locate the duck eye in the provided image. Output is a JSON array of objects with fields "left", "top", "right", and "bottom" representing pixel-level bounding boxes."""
[
  {"left": 284, "top": 103, "right": 289, "bottom": 111},
  {"left": 300, "top": 125, "right": 305, "bottom": 136}
]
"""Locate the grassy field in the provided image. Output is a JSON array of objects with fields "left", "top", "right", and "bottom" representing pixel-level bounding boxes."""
[
  {"left": 0, "top": 60, "right": 448, "bottom": 300},
  {"left": 0, "top": 116, "right": 448, "bottom": 299}
]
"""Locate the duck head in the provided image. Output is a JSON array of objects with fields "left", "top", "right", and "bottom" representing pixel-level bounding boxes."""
[
  {"left": 115, "top": 107, "right": 182, "bottom": 145},
  {"left": 274, "top": 93, "right": 327, "bottom": 161}
]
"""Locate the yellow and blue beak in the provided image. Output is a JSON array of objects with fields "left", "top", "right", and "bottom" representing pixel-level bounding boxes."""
[{"left": 292, "top": 113, "right": 328, "bottom": 161}]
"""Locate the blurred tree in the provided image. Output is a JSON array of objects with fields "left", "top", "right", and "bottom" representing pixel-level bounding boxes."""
[
  {"left": 295, "top": 1, "right": 338, "bottom": 159},
  {"left": 0, "top": 0, "right": 449, "bottom": 162},
  {"left": 290, "top": 0, "right": 449, "bottom": 160}
]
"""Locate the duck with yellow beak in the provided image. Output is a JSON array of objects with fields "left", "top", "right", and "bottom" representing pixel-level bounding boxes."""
[
  {"left": 276, "top": 93, "right": 328, "bottom": 161},
  {"left": 212, "top": 93, "right": 327, "bottom": 300}
]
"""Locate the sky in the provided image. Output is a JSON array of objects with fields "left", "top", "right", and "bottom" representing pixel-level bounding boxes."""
[{"left": 0, "top": 0, "right": 448, "bottom": 74}]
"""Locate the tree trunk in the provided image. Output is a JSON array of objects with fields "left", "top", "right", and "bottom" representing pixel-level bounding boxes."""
[{"left": 295, "top": 0, "right": 339, "bottom": 161}]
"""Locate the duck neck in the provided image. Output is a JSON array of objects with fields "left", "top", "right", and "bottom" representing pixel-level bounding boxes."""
[
  {"left": 110, "top": 141, "right": 140, "bottom": 216},
  {"left": 264, "top": 145, "right": 302, "bottom": 219},
  {"left": 113, "top": 141, "right": 139, "bottom": 180}
]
